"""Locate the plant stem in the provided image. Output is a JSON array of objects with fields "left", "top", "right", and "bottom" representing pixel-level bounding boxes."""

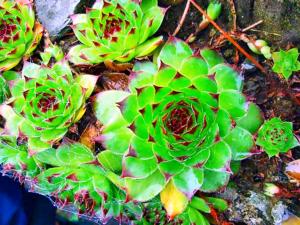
[{"left": 173, "top": 0, "right": 191, "bottom": 36}]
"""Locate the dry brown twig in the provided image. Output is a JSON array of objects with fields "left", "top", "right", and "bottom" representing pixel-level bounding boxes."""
[
  {"left": 172, "top": 0, "right": 191, "bottom": 36},
  {"left": 228, "top": 0, "right": 237, "bottom": 31},
  {"left": 242, "top": 20, "right": 264, "bottom": 32}
]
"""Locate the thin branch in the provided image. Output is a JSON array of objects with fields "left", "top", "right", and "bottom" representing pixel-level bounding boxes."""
[
  {"left": 249, "top": 29, "right": 281, "bottom": 36},
  {"left": 242, "top": 20, "right": 264, "bottom": 32},
  {"left": 173, "top": 0, "right": 191, "bottom": 36},
  {"left": 190, "top": 0, "right": 266, "bottom": 73},
  {"left": 228, "top": 0, "right": 237, "bottom": 30}
]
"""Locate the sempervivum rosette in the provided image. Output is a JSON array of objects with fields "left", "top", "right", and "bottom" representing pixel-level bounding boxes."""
[
  {"left": 94, "top": 38, "right": 264, "bottom": 218},
  {"left": 0, "top": 0, "right": 43, "bottom": 71},
  {"left": 256, "top": 118, "right": 299, "bottom": 157},
  {"left": 68, "top": 0, "right": 165, "bottom": 65},
  {"left": 0, "top": 47, "right": 98, "bottom": 154}
]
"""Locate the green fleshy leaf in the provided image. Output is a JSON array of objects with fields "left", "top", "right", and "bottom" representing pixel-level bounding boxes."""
[
  {"left": 212, "top": 64, "right": 242, "bottom": 92},
  {"left": 159, "top": 37, "right": 193, "bottom": 70},
  {"left": 206, "top": 197, "right": 228, "bottom": 212},
  {"left": 101, "top": 127, "right": 133, "bottom": 154},
  {"left": 179, "top": 57, "right": 208, "bottom": 79},
  {"left": 130, "top": 62, "right": 157, "bottom": 90},
  {"left": 94, "top": 90, "right": 130, "bottom": 128},
  {"left": 97, "top": 150, "right": 123, "bottom": 172},
  {"left": 173, "top": 167, "right": 203, "bottom": 199},
  {"left": 28, "top": 138, "right": 52, "bottom": 155},
  {"left": 135, "top": 36, "right": 163, "bottom": 58},
  {"left": 188, "top": 207, "right": 210, "bottom": 225},
  {"left": 154, "top": 66, "right": 177, "bottom": 87},
  {"left": 236, "top": 103, "right": 264, "bottom": 134},
  {"left": 200, "top": 49, "right": 224, "bottom": 69},
  {"left": 224, "top": 127, "right": 254, "bottom": 160},
  {"left": 201, "top": 169, "right": 230, "bottom": 192},
  {"left": 190, "top": 197, "right": 211, "bottom": 213},
  {"left": 219, "top": 91, "right": 247, "bottom": 118},
  {"left": 125, "top": 169, "right": 166, "bottom": 201},
  {"left": 205, "top": 141, "right": 231, "bottom": 170},
  {"left": 124, "top": 156, "right": 158, "bottom": 178}
]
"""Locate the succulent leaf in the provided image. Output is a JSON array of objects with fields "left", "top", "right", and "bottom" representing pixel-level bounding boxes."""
[
  {"left": 68, "top": 0, "right": 165, "bottom": 65},
  {"left": 0, "top": 0, "right": 43, "bottom": 71},
  {"left": 0, "top": 75, "right": 9, "bottom": 103},
  {"left": 256, "top": 117, "right": 299, "bottom": 157},
  {"left": 94, "top": 38, "right": 263, "bottom": 208}
]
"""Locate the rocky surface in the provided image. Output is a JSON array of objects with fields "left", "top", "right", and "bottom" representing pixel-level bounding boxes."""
[
  {"left": 220, "top": 188, "right": 295, "bottom": 225},
  {"left": 35, "top": 0, "right": 95, "bottom": 39},
  {"left": 235, "top": 0, "right": 300, "bottom": 47}
]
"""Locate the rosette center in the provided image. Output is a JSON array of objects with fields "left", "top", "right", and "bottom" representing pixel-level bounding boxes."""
[
  {"left": 166, "top": 107, "right": 193, "bottom": 135},
  {"left": 37, "top": 93, "right": 58, "bottom": 113},
  {"left": 0, "top": 21, "right": 16, "bottom": 42}
]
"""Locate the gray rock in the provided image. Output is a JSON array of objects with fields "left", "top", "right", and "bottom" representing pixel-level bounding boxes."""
[
  {"left": 220, "top": 188, "right": 273, "bottom": 225},
  {"left": 235, "top": 0, "right": 300, "bottom": 47},
  {"left": 271, "top": 201, "right": 290, "bottom": 225},
  {"left": 35, "top": 0, "right": 95, "bottom": 39}
]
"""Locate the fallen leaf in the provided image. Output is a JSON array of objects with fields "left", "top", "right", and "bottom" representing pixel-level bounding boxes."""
[
  {"left": 79, "top": 123, "right": 101, "bottom": 150},
  {"left": 99, "top": 72, "right": 129, "bottom": 91},
  {"left": 285, "top": 159, "right": 300, "bottom": 184},
  {"left": 104, "top": 60, "right": 133, "bottom": 72},
  {"left": 282, "top": 216, "right": 300, "bottom": 225}
]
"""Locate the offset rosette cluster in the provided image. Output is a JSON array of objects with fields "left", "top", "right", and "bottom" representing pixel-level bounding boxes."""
[
  {"left": 68, "top": 0, "right": 165, "bottom": 65},
  {"left": 0, "top": 139, "right": 142, "bottom": 222},
  {"left": 0, "top": 55, "right": 97, "bottom": 154},
  {"left": 256, "top": 118, "right": 299, "bottom": 157},
  {"left": 95, "top": 38, "right": 264, "bottom": 216},
  {"left": 0, "top": 0, "right": 43, "bottom": 71}
]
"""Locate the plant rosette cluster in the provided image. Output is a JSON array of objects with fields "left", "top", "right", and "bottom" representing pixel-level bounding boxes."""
[
  {"left": 0, "top": 48, "right": 98, "bottom": 154},
  {"left": 0, "top": 0, "right": 43, "bottom": 71},
  {"left": 94, "top": 38, "right": 264, "bottom": 218},
  {"left": 0, "top": 137, "right": 143, "bottom": 222},
  {"left": 68, "top": 0, "right": 165, "bottom": 65},
  {"left": 256, "top": 117, "right": 299, "bottom": 157}
]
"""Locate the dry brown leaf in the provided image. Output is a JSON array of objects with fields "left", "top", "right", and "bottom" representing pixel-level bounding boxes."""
[
  {"left": 282, "top": 216, "right": 300, "bottom": 225},
  {"left": 285, "top": 159, "right": 300, "bottom": 184},
  {"left": 104, "top": 60, "right": 133, "bottom": 72},
  {"left": 79, "top": 123, "right": 101, "bottom": 151}
]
